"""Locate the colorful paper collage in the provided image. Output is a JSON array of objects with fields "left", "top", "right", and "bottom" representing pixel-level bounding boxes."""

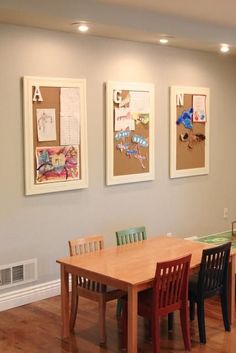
[
  {"left": 36, "top": 145, "right": 79, "bottom": 183},
  {"left": 176, "top": 96, "right": 206, "bottom": 150},
  {"left": 114, "top": 89, "right": 150, "bottom": 169}
]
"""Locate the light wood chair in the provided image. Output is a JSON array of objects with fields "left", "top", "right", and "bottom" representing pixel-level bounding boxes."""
[{"left": 68, "top": 234, "right": 125, "bottom": 346}]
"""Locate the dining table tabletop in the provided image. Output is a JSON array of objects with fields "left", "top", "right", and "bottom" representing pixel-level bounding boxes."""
[{"left": 57, "top": 235, "right": 236, "bottom": 353}]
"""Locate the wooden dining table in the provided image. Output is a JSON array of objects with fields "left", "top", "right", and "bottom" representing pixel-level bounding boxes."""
[{"left": 57, "top": 236, "right": 236, "bottom": 353}]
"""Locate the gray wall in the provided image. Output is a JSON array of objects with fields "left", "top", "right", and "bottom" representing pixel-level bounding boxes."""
[{"left": 0, "top": 24, "right": 236, "bottom": 286}]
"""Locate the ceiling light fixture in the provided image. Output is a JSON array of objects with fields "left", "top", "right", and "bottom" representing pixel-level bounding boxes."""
[
  {"left": 220, "top": 44, "right": 230, "bottom": 53},
  {"left": 77, "top": 23, "right": 89, "bottom": 33},
  {"left": 159, "top": 38, "right": 169, "bottom": 44}
]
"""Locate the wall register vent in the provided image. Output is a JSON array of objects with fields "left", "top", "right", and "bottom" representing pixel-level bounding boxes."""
[{"left": 0, "top": 259, "right": 37, "bottom": 289}]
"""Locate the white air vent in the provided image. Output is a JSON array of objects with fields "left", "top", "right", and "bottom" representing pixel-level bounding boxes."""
[{"left": 0, "top": 259, "right": 37, "bottom": 289}]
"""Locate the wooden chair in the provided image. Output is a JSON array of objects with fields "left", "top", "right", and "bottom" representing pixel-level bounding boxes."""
[
  {"left": 189, "top": 242, "right": 231, "bottom": 344},
  {"left": 68, "top": 235, "right": 125, "bottom": 346},
  {"left": 121, "top": 254, "right": 192, "bottom": 353},
  {"left": 115, "top": 226, "right": 147, "bottom": 319},
  {"left": 116, "top": 226, "right": 147, "bottom": 245}
]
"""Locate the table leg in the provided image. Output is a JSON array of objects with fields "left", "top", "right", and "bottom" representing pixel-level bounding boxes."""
[
  {"left": 127, "top": 286, "right": 138, "bottom": 353},
  {"left": 60, "top": 264, "right": 70, "bottom": 338},
  {"left": 228, "top": 254, "right": 235, "bottom": 324}
]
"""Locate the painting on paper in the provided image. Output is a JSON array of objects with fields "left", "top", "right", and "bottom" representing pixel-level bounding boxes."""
[{"left": 36, "top": 145, "right": 79, "bottom": 183}]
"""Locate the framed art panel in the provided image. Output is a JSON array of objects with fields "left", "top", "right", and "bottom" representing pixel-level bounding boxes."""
[
  {"left": 23, "top": 76, "right": 88, "bottom": 195},
  {"left": 170, "top": 86, "right": 209, "bottom": 178},
  {"left": 106, "top": 81, "right": 155, "bottom": 185}
]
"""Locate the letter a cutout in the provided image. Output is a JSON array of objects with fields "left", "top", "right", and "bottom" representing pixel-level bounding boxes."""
[{"left": 32, "top": 86, "right": 43, "bottom": 102}]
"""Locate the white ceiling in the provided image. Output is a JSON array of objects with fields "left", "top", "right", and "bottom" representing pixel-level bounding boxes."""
[
  {"left": 99, "top": 0, "right": 236, "bottom": 29},
  {"left": 1, "top": 0, "right": 236, "bottom": 55}
]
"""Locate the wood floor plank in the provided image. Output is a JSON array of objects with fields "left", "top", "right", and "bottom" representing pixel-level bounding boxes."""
[{"left": 0, "top": 296, "right": 235, "bottom": 353}]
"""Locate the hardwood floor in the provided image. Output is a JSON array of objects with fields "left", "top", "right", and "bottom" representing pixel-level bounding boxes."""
[{"left": 0, "top": 296, "right": 235, "bottom": 353}]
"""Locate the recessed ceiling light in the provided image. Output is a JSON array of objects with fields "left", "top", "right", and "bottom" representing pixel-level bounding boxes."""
[
  {"left": 78, "top": 23, "right": 89, "bottom": 33},
  {"left": 159, "top": 38, "right": 169, "bottom": 44},
  {"left": 220, "top": 44, "right": 230, "bottom": 53}
]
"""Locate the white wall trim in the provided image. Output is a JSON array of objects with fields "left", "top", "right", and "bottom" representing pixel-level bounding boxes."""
[{"left": 0, "top": 279, "right": 61, "bottom": 312}]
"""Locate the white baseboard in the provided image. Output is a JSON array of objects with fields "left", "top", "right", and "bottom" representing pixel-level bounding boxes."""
[{"left": 0, "top": 279, "right": 61, "bottom": 311}]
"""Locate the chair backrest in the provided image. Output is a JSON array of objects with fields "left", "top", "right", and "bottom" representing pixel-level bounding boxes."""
[
  {"left": 68, "top": 235, "right": 105, "bottom": 292},
  {"left": 69, "top": 234, "right": 104, "bottom": 256},
  {"left": 116, "top": 226, "right": 147, "bottom": 245},
  {"left": 153, "top": 254, "right": 192, "bottom": 314},
  {"left": 198, "top": 242, "right": 231, "bottom": 297}
]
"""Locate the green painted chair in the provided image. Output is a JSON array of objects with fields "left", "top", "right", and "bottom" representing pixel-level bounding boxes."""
[
  {"left": 115, "top": 226, "right": 147, "bottom": 318},
  {"left": 116, "top": 226, "right": 147, "bottom": 246}
]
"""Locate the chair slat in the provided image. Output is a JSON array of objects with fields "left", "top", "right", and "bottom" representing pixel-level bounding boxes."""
[{"left": 116, "top": 226, "right": 147, "bottom": 246}]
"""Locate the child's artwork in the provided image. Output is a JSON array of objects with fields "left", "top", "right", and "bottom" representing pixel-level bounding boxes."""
[
  {"left": 23, "top": 76, "right": 88, "bottom": 195},
  {"left": 106, "top": 81, "right": 154, "bottom": 185},
  {"left": 170, "top": 86, "right": 209, "bottom": 178},
  {"left": 36, "top": 146, "right": 79, "bottom": 183},
  {"left": 192, "top": 95, "right": 207, "bottom": 122},
  {"left": 36, "top": 108, "right": 56, "bottom": 142}
]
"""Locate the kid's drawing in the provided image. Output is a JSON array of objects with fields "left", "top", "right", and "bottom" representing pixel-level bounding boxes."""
[
  {"left": 176, "top": 108, "right": 193, "bottom": 129},
  {"left": 36, "top": 145, "right": 79, "bottom": 183}
]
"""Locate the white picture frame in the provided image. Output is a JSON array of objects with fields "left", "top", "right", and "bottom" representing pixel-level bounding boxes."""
[
  {"left": 23, "top": 76, "right": 88, "bottom": 195},
  {"left": 106, "top": 81, "right": 155, "bottom": 185},
  {"left": 170, "top": 86, "right": 210, "bottom": 178}
]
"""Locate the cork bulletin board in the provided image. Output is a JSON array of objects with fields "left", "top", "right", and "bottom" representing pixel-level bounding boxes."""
[
  {"left": 23, "top": 76, "right": 88, "bottom": 195},
  {"left": 106, "top": 81, "right": 155, "bottom": 185},
  {"left": 170, "top": 86, "right": 209, "bottom": 178}
]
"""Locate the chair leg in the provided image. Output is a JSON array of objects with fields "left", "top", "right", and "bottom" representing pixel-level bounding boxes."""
[
  {"left": 197, "top": 300, "right": 206, "bottom": 344},
  {"left": 98, "top": 297, "right": 107, "bottom": 346},
  {"left": 145, "top": 319, "right": 152, "bottom": 340},
  {"left": 189, "top": 299, "right": 195, "bottom": 321},
  {"left": 168, "top": 312, "right": 174, "bottom": 331},
  {"left": 220, "top": 290, "right": 231, "bottom": 331},
  {"left": 121, "top": 299, "right": 128, "bottom": 350},
  {"left": 152, "top": 314, "right": 160, "bottom": 353},
  {"left": 180, "top": 304, "right": 191, "bottom": 351},
  {"left": 116, "top": 298, "right": 123, "bottom": 319},
  {"left": 70, "top": 275, "right": 79, "bottom": 331}
]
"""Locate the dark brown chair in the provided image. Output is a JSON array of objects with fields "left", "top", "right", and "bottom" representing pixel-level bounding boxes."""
[
  {"left": 121, "top": 254, "right": 192, "bottom": 353},
  {"left": 69, "top": 235, "right": 125, "bottom": 346},
  {"left": 189, "top": 242, "right": 231, "bottom": 344}
]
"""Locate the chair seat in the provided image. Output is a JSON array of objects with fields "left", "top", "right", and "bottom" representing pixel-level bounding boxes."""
[
  {"left": 122, "top": 288, "right": 174, "bottom": 331},
  {"left": 138, "top": 289, "right": 153, "bottom": 316},
  {"left": 77, "top": 283, "right": 125, "bottom": 301},
  {"left": 189, "top": 270, "right": 226, "bottom": 300},
  {"left": 107, "top": 285, "right": 124, "bottom": 293},
  {"left": 78, "top": 279, "right": 121, "bottom": 293}
]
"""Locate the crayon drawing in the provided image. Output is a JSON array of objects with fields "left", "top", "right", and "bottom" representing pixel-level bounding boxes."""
[{"left": 36, "top": 145, "right": 79, "bottom": 183}]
